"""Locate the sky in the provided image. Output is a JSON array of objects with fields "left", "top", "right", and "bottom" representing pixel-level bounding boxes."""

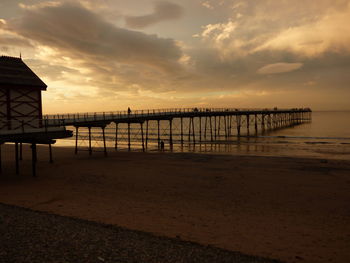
[{"left": 1, "top": 0, "right": 350, "bottom": 113}]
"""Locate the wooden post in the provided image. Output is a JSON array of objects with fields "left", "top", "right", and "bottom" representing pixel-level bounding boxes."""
[
  {"left": 217, "top": 116, "right": 221, "bottom": 139},
  {"left": 236, "top": 115, "right": 241, "bottom": 137},
  {"left": 169, "top": 119, "right": 173, "bottom": 148},
  {"left": 180, "top": 118, "right": 183, "bottom": 144},
  {"left": 246, "top": 115, "right": 250, "bottom": 136},
  {"left": 228, "top": 115, "right": 232, "bottom": 137},
  {"left": 128, "top": 123, "right": 131, "bottom": 151},
  {"left": 31, "top": 143, "right": 37, "bottom": 177},
  {"left": 102, "top": 127, "right": 107, "bottom": 156},
  {"left": 199, "top": 117, "right": 202, "bottom": 142},
  {"left": 210, "top": 116, "right": 213, "bottom": 142},
  {"left": 0, "top": 144, "right": 2, "bottom": 173},
  {"left": 75, "top": 127, "right": 79, "bottom": 154},
  {"left": 15, "top": 142, "right": 19, "bottom": 175},
  {"left": 188, "top": 118, "right": 192, "bottom": 142},
  {"left": 214, "top": 116, "right": 217, "bottom": 140},
  {"left": 49, "top": 143, "right": 53, "bottom": 163},
  {"left": 157, "top": 120, "right": 160, "bottom": 146},
  {"left": 254, "top": 114, "right": 258, "bottom": 135},
  {"left": 204, "top": 116, "right": 207, "bottom": 140},
  {"left": 88, "top": 127, "right": 92, "bottom": 155},
  {"left": 141, "top": 122, "right": 145, "bottom": 152},
  {"left": 115, "top": 123, "right": 118, "bottom": 150},
  {"left": 224, "top": 116, "right": 228, "bottom": 138},
  {"left": 145, "top": 120, "right": 149, "bottom": 149},
  {"left": 19, "top": 143, "right": 23, "bottom": 161},
  {"left": 261, "top": 114, "right": 265, "bottom": 132},
  {"left": 192, "top": 117, "right": 195, "bottom": 144}
]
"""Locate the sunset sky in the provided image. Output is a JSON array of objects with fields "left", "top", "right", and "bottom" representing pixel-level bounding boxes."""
[{"left": 1, "top": 0, "right": 350, "bottom": 113}]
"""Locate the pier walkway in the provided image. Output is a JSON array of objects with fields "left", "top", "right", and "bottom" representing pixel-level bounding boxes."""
[
  {"left": 44, "top": 107, "right": 312, "bottom": 154},
  {"left": 0, "top": 107, "right": 311, "bottom": 176}
]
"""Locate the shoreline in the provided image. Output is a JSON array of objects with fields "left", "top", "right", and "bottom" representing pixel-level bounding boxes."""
[{"left": 1, "top": 144, "right": 350, "bottom": 262}]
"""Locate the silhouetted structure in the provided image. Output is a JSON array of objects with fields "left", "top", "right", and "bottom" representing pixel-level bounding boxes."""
[
  {"left": 0, "top": 56, "right": 46, "bottom": 130},
  {"left": 0, "top": 56, "right": 72, "bottom": 176}
]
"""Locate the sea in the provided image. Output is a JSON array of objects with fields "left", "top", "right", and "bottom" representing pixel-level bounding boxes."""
[{"left": 56, "top": 111, "right": 350, "bottom": 160}]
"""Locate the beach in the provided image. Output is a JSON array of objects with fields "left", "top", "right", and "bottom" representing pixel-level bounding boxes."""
[{"left": 1, "top": 144, "right": 350, "bottom": 263}]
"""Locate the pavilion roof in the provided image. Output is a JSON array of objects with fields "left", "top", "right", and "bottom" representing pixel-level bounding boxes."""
[{"left": 0, "top": 56, "right": 47, "bottom": 90}]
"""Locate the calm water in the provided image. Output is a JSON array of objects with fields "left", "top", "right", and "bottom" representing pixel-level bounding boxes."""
[{"left": 57, "top": 111, "right": 350, "bottom": 160}]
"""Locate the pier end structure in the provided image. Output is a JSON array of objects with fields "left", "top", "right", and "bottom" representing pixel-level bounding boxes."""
[
  {"left": 0, "top": 56, "right": 46, "bottom": 130},
  {"left": 0, "top": 56, "right": 72, "bottom": 175}
]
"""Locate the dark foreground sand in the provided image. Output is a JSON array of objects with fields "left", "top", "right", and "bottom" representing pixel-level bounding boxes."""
[
  {"left": 1, "top": 144, "right": 350, "bottom": 263},
  {"left": 0, "top": 203, "right": 280, "bottom": 263}
]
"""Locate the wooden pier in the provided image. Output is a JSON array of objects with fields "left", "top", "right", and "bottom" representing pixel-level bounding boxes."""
[
  {"left": 1, "top": 107, "right": 311, "bottom": 176},
  {"left": 44, "top": 107, "right": 312, "bottom": 154}
]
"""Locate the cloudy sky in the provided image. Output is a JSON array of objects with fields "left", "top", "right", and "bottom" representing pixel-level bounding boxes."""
[{"left": 1, "top": 0, "right": 350, "bottom": 113}]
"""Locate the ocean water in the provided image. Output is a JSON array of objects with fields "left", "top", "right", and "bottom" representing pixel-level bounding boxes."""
[{"left": 57, "top": 111, "right": 350, "bottom": 160}]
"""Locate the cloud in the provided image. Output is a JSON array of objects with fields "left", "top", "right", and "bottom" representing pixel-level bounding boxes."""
[
  {"left": 196, "top": 0, "right": 350, "bottom": 59},
  {"left": 257, "top": 63, "right": 303, "bottom": 75},
  {"left": 255, "top": 7, "right": 350, "bottom": 57},
  {"left": 125, "top": 1, "right": 184, "bottom": 29},
  {"left": 0, "top": 30, "right": 34, "bottom": 48},
  {"left": 6, "top": 2, "right": 183, "bottom": 73}
]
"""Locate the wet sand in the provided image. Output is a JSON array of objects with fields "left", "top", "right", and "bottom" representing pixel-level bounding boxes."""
[{"left": 1, "top": 144, "right": 350, "bottom": 263}]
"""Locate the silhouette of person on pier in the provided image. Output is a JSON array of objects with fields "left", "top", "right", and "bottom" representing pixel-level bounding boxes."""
[
  {"left": 160, "top": 140, "right": 165, "bottom": 151},
  {"left": 127, "top": 107, "right": 131, "bottom": 115}
]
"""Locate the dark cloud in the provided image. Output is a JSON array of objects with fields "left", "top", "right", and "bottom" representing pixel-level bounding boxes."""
[
  {"left": 125, "top": 1, "right": 184, "bottom": 29},
  {"left": 6, "top": 2, "right": 183, "bottom": 73},
  {"left": 0, "top": 37, "right": 33, "bottom": 49}
]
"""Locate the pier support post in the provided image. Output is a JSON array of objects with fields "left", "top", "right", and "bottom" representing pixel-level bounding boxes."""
[
  {"left": 254, "top": 114, "right": 258, "bottom": 135},
  {"left": 192, "top": 117, "right": 196, "bottom": 144},
  {"left": 75, "top": 127, "right": 79, "bottom": 154},
  {"left": 214, "top": 116, "right": 217, "bottom": 140},
  {"left": 88, "top": 127, "right": 92, "bottom": 155},
  {"left": 246, "top": 115, "right": 250, "bottom": 136},
  {"left": 145, "top": 120, "right": 149, "bottom": 149},
  {"left": 49, "top": 143, "right": 53, "bottom": 163},
  {"left": 199, "top": 117, "right": 202, "bottom": 142},
  {"left": 102, "top": 127, "right": 107, "bottom": 156},
  {"left": 224, "top": 116, "right": 228, "bottom": 138},
  {"left": 210, "top": 117, "right": 213, "bottom": 142},
  {"left": 188, "top": 118, "right": 192, "bottom": 142},
  {"left": 15, "top": 142, "right": 19, "bottom": 175},
  {"left": 169, "top": 119, "right": 173, "bottom": 148},
  {"left": 261, "top": 114, "right": 265, "bottom": 132},
  {"left": 115, "top": 123, "right": 118, "bottom": 150},
  {"left": 204, "top": 117, "right": 207, "bottom": 140},
  {"left": 157, "top": 120, "right": 160, "bottom": 147},
  {"left": 217, "top": 116, "right": 221, "bottom": 139},
  {"left": 19, "top": 143, "right": 23, "bottom": 161},
  {"left": 0, "top": 144, "right": 2, "bottom": 173},
  {"left": 180, "top": 118, "right": 184, "bottom": 144},
  {"left": 236, "top": 115, "right": 241, "bottom": 137},
  {"left": 141, "top": 122, "right": 145, "bottom": 152},
  {"left": 128, "top": 123, "right": 131, "bottom": 151},
  {"left": 31, "top": 143, "right": 37, "bottom": 177}
]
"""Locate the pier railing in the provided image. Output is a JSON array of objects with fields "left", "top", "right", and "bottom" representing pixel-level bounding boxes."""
[{"left": 43, "top": 107, "right": 311, "bottom": 125}]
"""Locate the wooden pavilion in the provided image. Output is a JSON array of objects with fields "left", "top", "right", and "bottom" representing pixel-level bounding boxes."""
[
  {"left": 0, "top": 56, "right": 72, "bottom": 176},
  {"left": 0, "top": 56, "right": 46, "bottom": 130}
]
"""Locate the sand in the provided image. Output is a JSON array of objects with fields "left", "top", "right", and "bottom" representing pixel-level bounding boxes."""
[{"left": 1, "top": 144, "right": 350, "bottom": 263}]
